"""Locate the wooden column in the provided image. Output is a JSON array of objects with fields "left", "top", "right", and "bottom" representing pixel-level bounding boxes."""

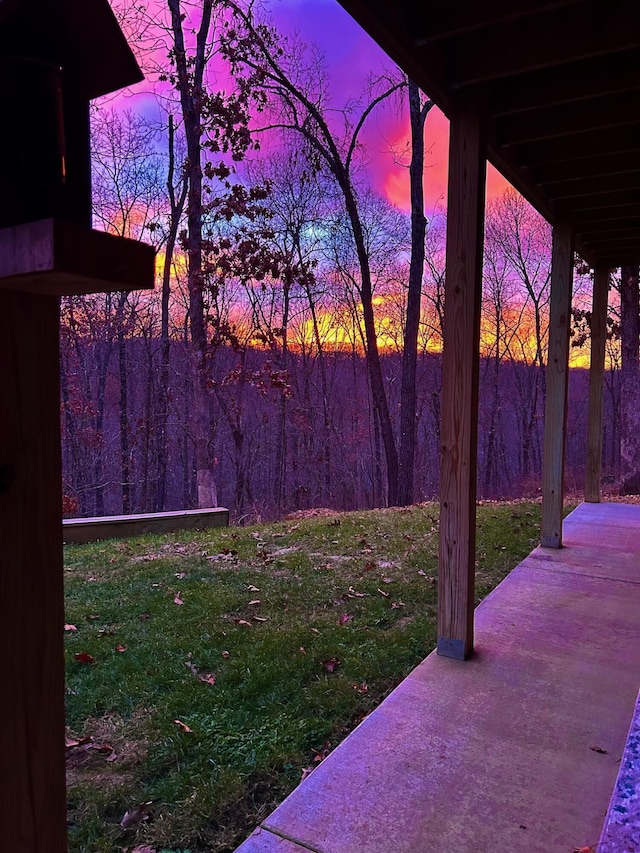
[
  {"left": 585, "top": 268, "right": 610, "bottom": 502},
  {"left": 0, "top": 291, "right": 68, "bottom": 852},
  {"left": 541, "top": 222, "right": 574, "bottom": 548},
  {"left": 438, "top": 103, "right": 486, "bottom": 660}
]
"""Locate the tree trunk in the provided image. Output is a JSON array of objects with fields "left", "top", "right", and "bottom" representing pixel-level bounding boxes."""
[
  {"left": 398, "top": 81, "right": 431, "bottom": 505},
  {"left": 620, "top": 264, "right": 640, "bottom": 494}
]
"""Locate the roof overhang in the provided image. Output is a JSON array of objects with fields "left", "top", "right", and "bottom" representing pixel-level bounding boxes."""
[{"left": 338, "top": 0, "right": 640, "bottom": 269}]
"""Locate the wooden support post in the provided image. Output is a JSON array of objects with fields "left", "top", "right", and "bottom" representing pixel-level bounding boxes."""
[
  {"left": 541, "top": 222, "right": 574, "bottom": 548},
  {"left": 585, "top": 268, "right": 610, "bottom": 502},
  {"left": 438, "top": 102, "right": 486, "bottom": 660},
  {"left": 0, "top": 292, "right": 68, "bottom": 851}
]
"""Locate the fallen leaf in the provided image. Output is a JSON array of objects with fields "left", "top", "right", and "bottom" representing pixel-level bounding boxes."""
[
  {"left": 391, "top": 601, "right": 406, "bottom": 609},
  {"left": 120, "top": 801, "right": 153, "bottom": 828},
  {"left": 348, "top": 586, "right": 366, "bottom": 597},
  {"left": 64, "top": 623, "right": 77, "bottom": 632},
  {"left": 300, "top": 766, "right": 314, "bottom": 782},
  {"left": 337, "top": 613, "right": 354, "bottom": 626},
  {"left": 87, "top": 614, "right": 100, "bottom": 621},
  {"left": 174, "top": 593, "right": 184, "bottom": 605},
  {"left": 74, "top": 651, "right": 95, "bottom": 664},
  {"left": 106, "top": 751, "right": 118, "bottom": 762},
  {"left": 417, "top": 569, "right": 426, "bottom": 576},
  {"left": 221, "top": 650, "right": 230, "bottom": 658},
  {"left": 198, "top": 672, "right": 216, "bottom": 686},
  {"left": 87, "top": 742, "right": 114, "bottom": 755},
  {"left": 382, "top": 577, "right": 393, "bottom": 584},
  {"left": 173, "top": 719, "right": 192, "bottom": 733},
  {"left": 299, "top": 646, "right": 306, "bottom": 654},
  {"left": 377, "top": 588, "right": 390, "bottom": 598},
  {"left": 175, "top": 571, "right": 186, "bottom": 579},
  {"left": 322, "top": 657, "right": 341, "bottom": 673},
  {"left": 353, "top": 681, "right": 368, "bottom": 693},
  {"left": 115, "top": 644, "right": 127, "bottom": 652},
  {"left": 247, "top": 599, "right": 261, "bottom": 606},
  {"left": 590, "top": 745, "right": 608, "bottom": 754},
  {"left": 252, "top": 615, "right": 268, "bottom": 622},
  {"left": 573, "top": 847, "right": 596, "bottom": 853},
  {"left": 247, "top": 584, "right": 260, "bottom": 592},
  {"left": 138, "top": 612, "right": 151, "bottom": 621},
  {"left": 234, "top": 619, "right": 252, "bottom": 627},
  {"left": 185, "top": 660, "right": 198, "bottom": 676},
  {"left": 364, "top": 560, "right": 376, "bottom": 571},
  {"left": 65, "top": 736, "right": 92, "bottom": 749}
]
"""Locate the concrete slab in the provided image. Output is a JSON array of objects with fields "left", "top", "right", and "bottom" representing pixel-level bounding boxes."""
[
  {"left": 233, "top": 503, "right": 640, "bottom": 853},
  {"left": 236, "top": 827, "right": 318, "bottom": 853}
]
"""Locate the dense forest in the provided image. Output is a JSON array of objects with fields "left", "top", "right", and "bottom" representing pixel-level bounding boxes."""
[{"left": 60, "top": 0, "right": 633, "bottom": 521}]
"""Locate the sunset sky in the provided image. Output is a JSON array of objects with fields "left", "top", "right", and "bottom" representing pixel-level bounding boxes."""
[{"left": 109, "top": 0, "right": 509, "bottom": 216}]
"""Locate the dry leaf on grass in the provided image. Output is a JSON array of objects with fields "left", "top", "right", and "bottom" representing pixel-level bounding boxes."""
[
  {"left": 173, "top": 719, "right": 192, "bottom": 733},
  {"left": 74, "top": 652, "right": 95, "bottom": 664},
  {"left": 120, "top": 801, "right": 152, "bottom": 828},
  {"left": 64, "top": 624, "right": 78, "bottom": 632},
  {"left": 322, "top": 657, "right": 341, "bottom": 673},
  {"left": 173, "top": 593, "right": 184, "bottom": 605}
]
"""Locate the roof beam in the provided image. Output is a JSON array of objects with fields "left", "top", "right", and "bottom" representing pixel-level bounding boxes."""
[
  {"left": 578, "top": 225, "right": 640, "bottom": 241},
  {"left": 514, "top": 126, "right": 640, "bottom": 167},
  {"left": 533, "top": 151, "right": 640, "bottom": 185},
  {"left": 496, "top": 91, "right": 640, "bottom": 146},
  {"left": 555, "top": 189, "right": 640, "bottom": 215},
  {"left": 410, "top": 0, "right": 582, "bottom": 45},
  {"left": 448, "top": 2, "right": 640, "bottom": 87},
  {"left": 488, "top": 50, "right": 640, "bottom": 116},
  {"left": 593, "top": 252, "right": 640, "bottom": 266},
  {"left": 574, "top": 207, "right": 640, "bottom": 225},
  {"left": 547, "top": 173, "right": 640, "bottom": 201}
]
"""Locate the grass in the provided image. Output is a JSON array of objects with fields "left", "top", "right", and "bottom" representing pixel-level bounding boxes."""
[{"left": 64, "top": 501, "right": 543, "bottom": 853}]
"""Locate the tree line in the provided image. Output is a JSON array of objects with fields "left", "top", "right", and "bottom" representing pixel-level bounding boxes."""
[{"left": 60, "top": 0, "right": 634, "bottom": 520}]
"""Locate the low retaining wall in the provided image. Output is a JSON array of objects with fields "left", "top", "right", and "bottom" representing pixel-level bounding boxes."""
[{"left": 63, "top": 507, "right": 229, "bottom": 545}]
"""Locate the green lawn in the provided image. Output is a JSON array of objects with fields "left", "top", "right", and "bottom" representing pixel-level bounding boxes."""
[{"left": 64, "top": 501, "right": 543, "bottom": 852}]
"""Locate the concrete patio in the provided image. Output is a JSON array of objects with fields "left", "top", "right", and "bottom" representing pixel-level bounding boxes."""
[{"left": 236, "top": 502, "right": 640, "bottom": 853}]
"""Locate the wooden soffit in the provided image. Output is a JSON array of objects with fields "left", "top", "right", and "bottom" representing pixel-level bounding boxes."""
[
  {"left": 0, "top": 0, "right": 142, "bottom": 100},
  {"left": 338, "top": 0, "right": 640, "bottom": 269}
]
